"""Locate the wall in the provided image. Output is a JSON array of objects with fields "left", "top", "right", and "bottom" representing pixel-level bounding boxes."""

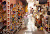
[
  {"left": 2, "top": 0, "right": 6, "bottom": 2},
  {"left": 10, "top": 0, "right": 16, "bottom": 5},
  {"left": 2, "top": 0, "right": 16, "bottom": 5}
]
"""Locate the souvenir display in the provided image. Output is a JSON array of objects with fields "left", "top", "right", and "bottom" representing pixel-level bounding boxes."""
[
  {"left": 7, "top": 2, "right": 25, "bottom": 34},
  {"left": 0, "top": 1, "right": 7, "bottom": 34},
  {"left": 0, "top": 0, "right": 50, "bottom": 34}
]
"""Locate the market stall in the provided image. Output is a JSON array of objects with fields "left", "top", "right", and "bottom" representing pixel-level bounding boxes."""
[
  {"left": 0, "top": 1, "right": 7, "bottom": 34},
  {"left": 3, "top": 0, "right": 26, "bottom": 34}
]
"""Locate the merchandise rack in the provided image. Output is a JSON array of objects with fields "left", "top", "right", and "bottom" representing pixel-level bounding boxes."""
[
  {"left": 48, "top": 15, "right": 50, "bottom": 32},
  {"left": 3, "top": 0, "right": 25, "bottom": 34}
]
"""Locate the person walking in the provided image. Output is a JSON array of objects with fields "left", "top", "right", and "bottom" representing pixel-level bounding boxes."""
[{"left": 23, "top": 14, "right": 28, "bottom": 28}]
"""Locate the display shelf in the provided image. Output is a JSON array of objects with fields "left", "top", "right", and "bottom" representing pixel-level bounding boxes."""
[
  {"left": 3, "top": 23, "right": 22, "bottom": 34},
  {"left": 10, "top": 23, "right": 22, "bottom": 34},
  {"left": 0, "top": 1, "right": 7, "bottom": 34},
  {"left": 8, "top": 2, "right": 25, "bottom": 34},
  {"left": 42, "top": 15, "right": 50, "bottom": 32}
]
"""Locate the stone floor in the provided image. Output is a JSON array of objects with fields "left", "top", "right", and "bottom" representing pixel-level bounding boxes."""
[{"left": 16, "top": 29, "right": 45, "bottom": 34}]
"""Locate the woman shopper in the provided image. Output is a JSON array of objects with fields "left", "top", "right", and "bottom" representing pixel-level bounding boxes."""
[{"left": 23, "top": 14, "right": 28, "bottom": 28}]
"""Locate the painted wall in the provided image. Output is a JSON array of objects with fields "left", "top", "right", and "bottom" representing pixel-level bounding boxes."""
[
  {"left": 2, "top": 0, "right": 16, "bottom": 5},
  {"left": 10, "top": 0, "right": 16, "bottom": 5},
  {"left": 2, "top": 0, "right": 22, "bottom": 5},
  {"left": 2, "top": 0, "right": 6, "bottom": 2}
]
